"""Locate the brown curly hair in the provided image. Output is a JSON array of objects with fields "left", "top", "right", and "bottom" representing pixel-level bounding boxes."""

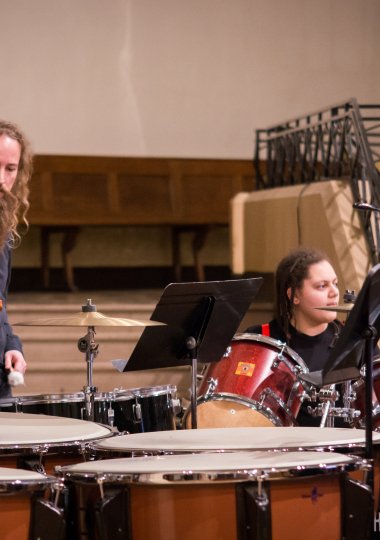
[{"left": 0, "top": 120, "right": 33, "bottom": 247}]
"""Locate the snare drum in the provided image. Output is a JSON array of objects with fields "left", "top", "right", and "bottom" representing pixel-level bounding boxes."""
[
  {"left": 5, "top": 386, "right": 179, "bottom": 433},
  {"left": 0, "top": 412, "right": 114, "bottom": 475},
  {"left": 57, "top": 450, "right": 371, "bottom": 540},
  {"left": 112, "top": 385, "right": 179, "bottom": 433},
  {"left": 185, "top": 333, "right": 308, "bottom": 428},
  {"left": 0, "top": 467, "right": 61, "bottom": 540},
  {"left": 1, "top": 391, "right": 131, "bottom": 429}
]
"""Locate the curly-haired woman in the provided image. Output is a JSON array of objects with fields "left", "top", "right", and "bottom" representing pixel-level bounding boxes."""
[{"left": 0, "top": 120, "right": 32, "bottom": 396}]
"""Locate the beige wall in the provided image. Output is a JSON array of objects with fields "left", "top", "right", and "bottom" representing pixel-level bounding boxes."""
[
  {"left": 0, "top": 0, "right": 379, "bottom": 159},
  {"left": 2, "top": 1, "right": 378, "bottom": 270}
]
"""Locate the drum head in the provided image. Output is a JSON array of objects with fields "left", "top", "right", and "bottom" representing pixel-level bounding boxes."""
[
  {"left": 58, "top": 449, "right": 360, "bottom": 484},
  {"left": 91, "top": 426, "right": 380, "bottom": 453},
  {"left": 193, "top": 398, "right": 275, "bottom": 428},
  {"left": 0, "top": 412, "right": 113, "bottom": 447},
  {"left": 0, "top": 467, "right": 55, "bottom": 492}
]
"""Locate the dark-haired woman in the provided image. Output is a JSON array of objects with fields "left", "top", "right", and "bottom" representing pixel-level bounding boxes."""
[{"left": 246, "top": 247, "right": 346, "bottom": 426}]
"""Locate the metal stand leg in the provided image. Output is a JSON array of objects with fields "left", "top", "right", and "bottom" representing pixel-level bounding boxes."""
[{"left": 77, "top": 301, "right": 99, "bottom": 422}]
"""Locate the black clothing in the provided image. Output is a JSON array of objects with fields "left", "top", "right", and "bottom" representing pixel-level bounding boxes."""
[
  {"left": 0, "top": 243, "right": 23, "bottom": 397},
  {"left": 245, "top": 319, "right": 347, "bottom": 427},
  {"left": 245, "top": 319, "right": 341, "bottom": 373}
]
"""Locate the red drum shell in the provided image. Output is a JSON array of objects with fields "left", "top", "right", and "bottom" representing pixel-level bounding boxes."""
[{"left": 186, "top": 333, "right": 308, "bottom": 428}]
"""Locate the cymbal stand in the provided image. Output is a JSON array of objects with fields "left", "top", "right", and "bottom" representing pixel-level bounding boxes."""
[{"left": 77, "top": 300, "right": 99, "bottom": 422}]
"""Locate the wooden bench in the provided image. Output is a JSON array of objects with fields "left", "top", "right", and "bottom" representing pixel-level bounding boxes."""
[{"left": 28, "top": 156, "right": 255, "bottom": 290}]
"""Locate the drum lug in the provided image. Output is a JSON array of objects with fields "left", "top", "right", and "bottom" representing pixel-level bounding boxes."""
[
  {"left": 271, "top": 360, "right": 279, "bottom": 369},
  {"left": 170, "top": 397, "right": 182, "bottom": 415},
  {"left": 133, "top": 403, "right": 142, "bottom": 423},
  {"left": 17, "top": 455, "right": 46, "bottom": 474},
  {"left": 107, "top": 406, "right": 115, "bottom": 427},
  {"left": 223, "top": 346, "right": 232, "bottom": 358},
  {"left": 205, "top": 378, "right": 218, "bottom": 397}
]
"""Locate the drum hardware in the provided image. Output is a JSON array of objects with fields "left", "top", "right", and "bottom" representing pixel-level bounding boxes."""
[
  {"left": 104, "top": 400, "right": 115, "bottom": 427},
  {"left": 170, "top": 397, "right": 182, "bottom": 416},
  {"left": 223, "top": 346, "right": 231, "bottom": 357},
  {"left": 307, "top": 385, "right": 339, "bottom": 427},
  {"left": 204, "top": 377, "right": 218, "bottom": 397},
  {"left": 97, "top": 476, "right": 106, "bottom": 500},
  {"left": 132, "top": 402, "right": 142, "bottom": 423},
  {"left": 75, "top": 301, "right": 101, "bottom": 422},
  {"left": 257, "top": 388, "right": 299, "bottom": 426},
  {"left": 276, "top": 343, "right": 286, "bottom": 362},
  {"left": 343, "top": 289, "right": 357, "bottom": 303},
  {"left": 343, "top": 380, "right": 357, "bottom": 410},
  {"left": 307, "top": 383, "right": 362, "bottom": 427}
]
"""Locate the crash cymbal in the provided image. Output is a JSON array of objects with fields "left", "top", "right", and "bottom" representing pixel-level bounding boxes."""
[
  {"left": 315, "top": 304, "right": 354, "bottom": 313},
  {"left": 14, "top": 311, "right": 165, "bottom": 327}
]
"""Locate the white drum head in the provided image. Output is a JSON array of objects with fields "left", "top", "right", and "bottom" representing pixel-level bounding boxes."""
[
  {"left": 0, "top": 467, "right": 52, "bottom": 481},
  {"left": 0, "top": 467, "right": 55, "bottom": 493},
  {"left": 58, "top": 450, "right": 359, "bottom": 484},
  {"left": 0, "top": 412, "right": 113, "bottom": 446},
  {"left": 92, "top": 426, "right": 380, "bottom": 453}
]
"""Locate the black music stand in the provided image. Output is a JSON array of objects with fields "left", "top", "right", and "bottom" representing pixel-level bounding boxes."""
[
  {"left": 300, "top": 263, "right": 380, "bottom": 497},
  {"left": 118, "top": 278, "right": 263, "bottom": 428}
]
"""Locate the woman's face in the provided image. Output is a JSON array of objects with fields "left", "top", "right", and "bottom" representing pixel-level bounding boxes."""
[
  {"left": 290, "top": 260, "right": 340, "bottom": 328},
  {"left": 0, "top": 134, "right": 21, "bottom": 194}
]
